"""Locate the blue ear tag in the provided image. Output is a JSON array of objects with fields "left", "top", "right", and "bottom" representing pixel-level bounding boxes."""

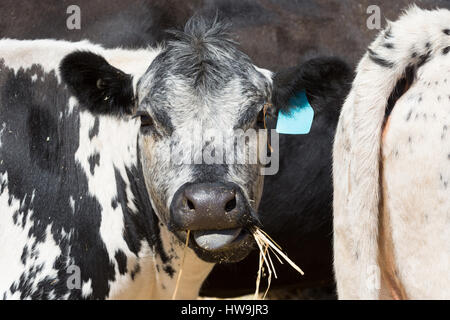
[{"left": 276, "top": 91, "right": 314, "bottom": 134}]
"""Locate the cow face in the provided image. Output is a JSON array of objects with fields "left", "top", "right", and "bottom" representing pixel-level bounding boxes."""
[
  {"left": 134, "top": 20, "right": 273, "bottom": 263},
  {"left": 60, "top": 18, "right": 347, "bottom": 264}
]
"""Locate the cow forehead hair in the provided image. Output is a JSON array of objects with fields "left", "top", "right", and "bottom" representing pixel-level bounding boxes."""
[{"left": 137, "top": 16, "right": 271, "bottom": 104}]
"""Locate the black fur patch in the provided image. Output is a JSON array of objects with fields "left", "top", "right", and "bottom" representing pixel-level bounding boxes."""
[
  {"left": 88, "top": 152, "right": 100, "bottom": 175},
  {"left": 60, "top": 51, "right": 134, "bottom": 116},
  {"left": 130, "top": 263, "right": 141, "bottom": 280},
  {"left": 385, "top": 65, "right": 415, "bottom": 123},
  {"left": 115, "top": 250, "right": 128, "bottom": 275},
  {"left": 368, "top": 48, "right": 394, "bottom": 68},
  {"left": 417, "top": 51, "right": 431, "bottom": 68},
  {"left": 271, "top": 57, "right": 353, "bottom": 123}
]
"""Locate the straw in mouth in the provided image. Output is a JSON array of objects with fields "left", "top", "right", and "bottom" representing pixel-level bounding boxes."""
[
  {"left": 251, "top": 227, "right": 304, "bottom": 300},
  {"left": 171, "top": 227, "right": 304, "bottom": 300}
]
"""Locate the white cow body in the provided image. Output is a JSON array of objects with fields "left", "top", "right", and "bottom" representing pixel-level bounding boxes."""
[{"left": 333, "top": 6, "right": 450, "bottom": 299}]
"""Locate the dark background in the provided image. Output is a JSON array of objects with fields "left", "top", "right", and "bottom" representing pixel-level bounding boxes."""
[{"left": 2, "top": 0, "right": 450, "bottom": 70}]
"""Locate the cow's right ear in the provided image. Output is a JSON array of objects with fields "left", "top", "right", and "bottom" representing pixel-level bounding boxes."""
[
  {"left": 271, "top": 57, "right": 353, "bottom": 120},
  {"left": 60, "top": 51, "right": 135, "bottom": 116}
]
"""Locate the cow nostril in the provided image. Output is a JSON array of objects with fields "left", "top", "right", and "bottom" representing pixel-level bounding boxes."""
[
  {"left": 225, "top": 197, "right": 237, "bottom": 212},
  {"left": 187, "top": 199, "right": 195, "bottom": 210}
]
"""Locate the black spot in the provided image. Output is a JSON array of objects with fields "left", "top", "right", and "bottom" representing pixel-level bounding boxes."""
[
  {"left": 130, "top": 264, "right": 141, "bottom": 280},
  {"left": 115, "top": 250, "right": 128, "bottom": 275},
  {"left": 411, "top": 52, "right": 417, "bottom": 58},
  {"left": 368, "top": 48, "right": 394, "bottom": 68},
  {"left": 425, "top": 42, "right": 431, "bottom": 49},
  {"left": 443, "top": 29, "right": 450, "bottom": 35},
  {"left": 111, "top": 198, "right": 118, "bottom": 209},
  {"left": 418, "top": 52, "right": 431, "bottom": 68},
  {"left": 21, "top": 246, "right": 29, "bottom": 265},
  {"left": 163, "top": 265, "right": 175, "bottom": 278},
  {"left": 406, "top": 110, "right": 413, "bottom": 121},
  {"left": 383, "top": 43, "right": 394, "bottom": 49},
  {"left": 88, "top": 152, "right": 100, "bottom": 175},
  {"left": 443, "top": 47, "right": 450, "bottom": 55}
]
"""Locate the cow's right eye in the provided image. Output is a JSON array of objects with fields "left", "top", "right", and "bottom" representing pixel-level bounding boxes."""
[
  {"left": 134, "top": 111, "right": 154, "bottom": 133},
  {"left": 140, "top": 114, "right": 154, "bottom": 127}
]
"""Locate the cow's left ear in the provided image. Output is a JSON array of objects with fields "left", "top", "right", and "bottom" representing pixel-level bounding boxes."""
[
  {"left": 60, "top": 51, "right": 135, "bottom": 116},
  {"left": 269, "top": 57, "right": 353, "bottom": 126}
]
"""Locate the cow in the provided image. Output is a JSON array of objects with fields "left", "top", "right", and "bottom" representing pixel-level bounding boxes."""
[
  {"left": 0, "top": 17, "right": 349, "bottom": 299},
  {"left": 333, "top": 6, "right": 450, "bottom": 299}
]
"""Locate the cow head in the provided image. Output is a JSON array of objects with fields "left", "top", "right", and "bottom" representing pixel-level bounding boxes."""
[{"left": 60, "top": 17, "right": 350, "bottom": 264}]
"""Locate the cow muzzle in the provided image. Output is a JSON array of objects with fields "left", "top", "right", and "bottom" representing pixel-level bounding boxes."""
[{"left": 169, "top": 182, "right": 257, "bottom": 260}]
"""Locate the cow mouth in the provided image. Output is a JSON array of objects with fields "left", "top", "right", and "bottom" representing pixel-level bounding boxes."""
[
  {"left": 176, "top": 227, "right": 255, "bottom": 263},
  {"left": 192, "top": 228, "right": 248, "bottom": 251}
]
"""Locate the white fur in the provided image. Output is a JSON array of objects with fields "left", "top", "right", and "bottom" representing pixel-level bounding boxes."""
[{"left": 333, "top": 6, "right": 450, "bottom": 299}]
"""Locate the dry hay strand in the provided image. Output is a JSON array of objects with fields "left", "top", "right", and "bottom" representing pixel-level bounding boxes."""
[
  {"left": 252, "top": 227, "right": 304, "bottom": 300},
  {"left": 172, "top": 230, "right": 190, "bottom": 300}
]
